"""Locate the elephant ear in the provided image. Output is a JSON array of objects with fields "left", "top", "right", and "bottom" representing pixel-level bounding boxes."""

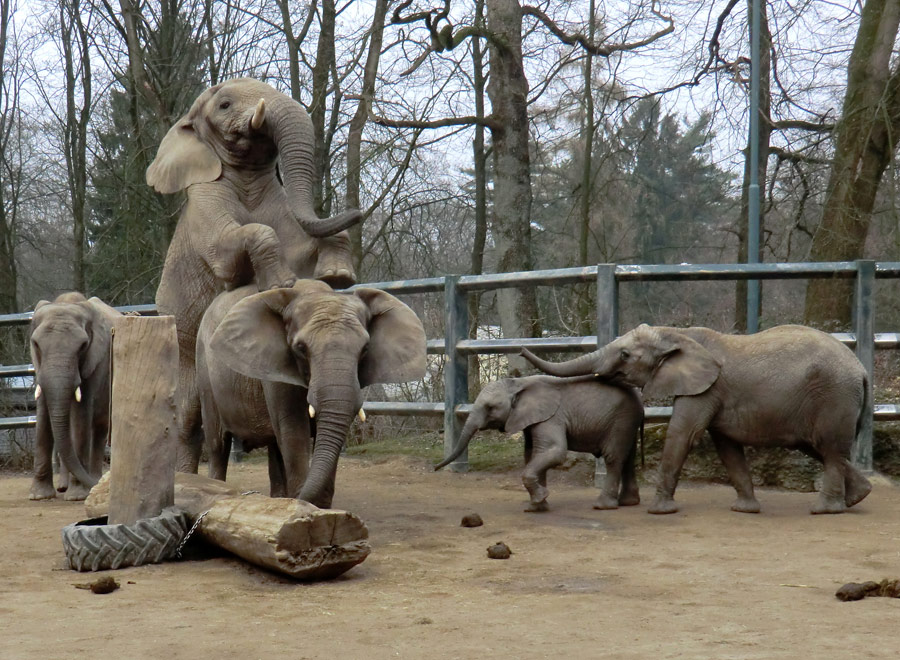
[
  {"left": 353, "top": 288, "right": 426, "bottom": 386},
  {"left": 505, "top": 379, "right": 561, "bottom": 433},
  {"left": 644, "top": 330, "right": 721, "bottom": 399},
  {"left": 80, "top": 298, "right": 119, "bottom": 379},
  {"left": 209, "top": 288, "right": 306, "bottom": 386},
  {"left": 146, "top": 114, "right": 221, "bottom": 194}
]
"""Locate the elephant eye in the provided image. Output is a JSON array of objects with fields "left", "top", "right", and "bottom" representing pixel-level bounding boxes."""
[
  {"left": 293, "top": 341, "right": 309, "bottom": 359},
  {"left": 620, "top": 349, "right": 631, "bottom": 361},
  {"left": 219, "top": 100, "right": 231, "bottom": 110}
]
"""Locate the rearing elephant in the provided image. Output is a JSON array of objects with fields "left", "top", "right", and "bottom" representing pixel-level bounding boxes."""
[
  {"left": 522, "top": 324, "right": 872, "bottom": 515},
  {"left": 29, "top": 293, "right": 120, "bottom": 501},
  {"left": 147, "top": 78, "right": 363, "bottom": 473}
]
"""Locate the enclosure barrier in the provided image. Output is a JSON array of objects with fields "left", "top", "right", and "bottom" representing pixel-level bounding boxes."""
[{"left": 2, "top": 262, "right": 898, "bottom": 473}]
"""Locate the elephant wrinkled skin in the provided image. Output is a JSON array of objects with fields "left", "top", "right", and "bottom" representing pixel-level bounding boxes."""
[
  {"left": 28, "top": 293, "right": 121, "bottom": 501},
  {"left": 196, "top": 280, "right": 426, "bottom": 508},
  {"left": 435, "top": 375, "right": 643, "bottom": 512},
  {"left": 147, "top": 78, "right": 363, "bottom": 473},
  {"left": 522, "top": 324, "right": 872, "bottom": 515}
]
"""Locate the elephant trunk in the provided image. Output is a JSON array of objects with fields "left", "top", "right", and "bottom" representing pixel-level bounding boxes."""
[
  {"left": 520, "top": 347, "right": 602, "bottom": 377},
  {"left": 298, "top": 379, "right": 359, "bottom": 508},
  {"left": 43, "top": 370, "right": 97, "bottom": 489},
  {"left": 434, "top": 414, "right": 481, "bottom": 471},
  {"left": 266, "top": 93, "right": 362, "bottom": 238}
]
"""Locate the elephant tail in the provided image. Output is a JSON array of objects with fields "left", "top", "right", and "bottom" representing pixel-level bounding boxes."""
[{"left": 855, "top": 371, "right": 870, "bottom": 445}]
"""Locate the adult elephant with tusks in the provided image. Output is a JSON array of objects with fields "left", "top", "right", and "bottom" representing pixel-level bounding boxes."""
[
  {"left": 29, "top": 293, "right": 121, "bottom": 500},
  {"left": 196, "top": 280, "right": 426, "bottom": 508},
  {"left": 521, "top": 324, "right": 872, "bottom": 515},
  {"left": 147, "top": 78, "right": 363, "bottom": 474}
]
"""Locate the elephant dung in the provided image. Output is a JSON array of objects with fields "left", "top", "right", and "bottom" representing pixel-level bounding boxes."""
[
  {"left": 487, "top": 541, "right": 511, "bottom": 559},
  {"left": 86, "top": 472, "right": 371, "bottom": 581},
  {"left": 461, "top": 513, "right": 484, "bottom": 527}
]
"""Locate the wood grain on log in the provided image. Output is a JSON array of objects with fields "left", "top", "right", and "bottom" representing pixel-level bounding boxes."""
[
  {"left": 107, "top": 316, "right": 178, "bottom": 525},
  {"left": 86, "top": 473, "right": 370, "bottom": 580}
]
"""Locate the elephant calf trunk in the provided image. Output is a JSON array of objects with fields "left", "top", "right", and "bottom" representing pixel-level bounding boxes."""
[{"left": 434, "top": 419, "right": 478, "bottom": 471}]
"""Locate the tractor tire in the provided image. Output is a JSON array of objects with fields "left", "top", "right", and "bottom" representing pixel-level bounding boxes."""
[{"left": 61, "top": 507, "right": 191, "bottom": 572}]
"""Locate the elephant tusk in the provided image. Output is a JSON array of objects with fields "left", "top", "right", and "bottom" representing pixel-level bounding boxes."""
[
  {"left": 251, "top": 98, "right": 266, "bottom": 130},
  {"left": 75, "top": 386, "right": 82, "bottom": 403},
  {"left": 34, "top": 384, "right": 42, "bottom": 400},
  {"left": 357, "top": 408, "right": 366, "bottom": 423},
  {"left": 308, "top": 404, "right": 316, "bottom": 418}
]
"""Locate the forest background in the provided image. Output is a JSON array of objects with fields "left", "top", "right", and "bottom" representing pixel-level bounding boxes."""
[{"left": 3, "top": 0, "right": 900, "bottom": 394}]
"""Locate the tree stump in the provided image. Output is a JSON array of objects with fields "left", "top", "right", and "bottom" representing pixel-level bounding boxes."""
[
  {"left": 86, "top": 473, "right": 370, "bottom": 580},
  {"left": 107, "top": 316, "right": 178, "bottom": 525}
]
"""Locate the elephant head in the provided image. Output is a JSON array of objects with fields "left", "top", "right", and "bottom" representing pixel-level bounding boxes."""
[
  {"left": 521, "top": 324, "right": 721, "bottom": 399},
  {"left": 29, "top": 293, "right": 117, "bottom": 489},
  {"left": 435, "top": 377, "right": 561, "bottom": 470},
  {"left": 209, "top": 279, "right": 426, "bottom": 506},
  {"left": 145, "top": 77, "right": 361, "bottom": 238}
]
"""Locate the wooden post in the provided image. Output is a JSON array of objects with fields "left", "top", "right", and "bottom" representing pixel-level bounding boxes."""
[{"left": 107, "top": 316, "right": 178, "bottom": 525}]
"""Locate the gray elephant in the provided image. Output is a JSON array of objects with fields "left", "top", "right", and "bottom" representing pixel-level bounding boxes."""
[
  {"left": 28, "top": 293, "right": 121, "bottom": 500},
  {"left": 435, "top": 375, "right": 643, "bottom": 512},
  {"left": 146, "top": 77, "right": 363, "bottom": 474},
  {"left": 522, "top": 324, "right": 872, "bottom": 515},
  {"left": 196, "top": 280, "right": 426, "bottom": 507}
]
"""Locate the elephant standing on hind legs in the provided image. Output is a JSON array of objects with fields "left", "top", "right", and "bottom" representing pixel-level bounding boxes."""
[
  {"left": 28, "top": 293, "right": 121, "bottom": 501},
  {"left": 435, "top": 375, "right": 643, "bottom": 512},
  {"left": 146, "top": 78, "right": 363, "bottom": 473},
  {"left": 521, "top": 324, "right": 872, "bottom": 515}
]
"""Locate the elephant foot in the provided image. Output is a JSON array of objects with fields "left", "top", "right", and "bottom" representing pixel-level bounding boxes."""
[
  {"left": 29, "top": 480, "right": 57, "bottom": 501},
  {"left": 648, "top": 495, "right": 679, "bottom": 515},
  {"left": 844, "top": 473, "right": 872, "bottom": 508},
  {"left": 259, "top": 271, "right": 297, "bottom": 292},
  {"left": 730, "top": 497, "right": 761, "bottom": 514},
  {"left": 316, "top": 268, "right": 356, "bottom": 290},
  {"left": 524, "top": 500, "right": 549, "bottom": 513},
  {"left": 810, "top": 496, "right": 847, "bottom": 515},
  {"left": 593, "top": 494, "right": 620, "bottom": 510},
  {"left": 618, "top": 492, "right": 641, "bottom": 507},
  {"left": 63, "top": 482, "right": 91, "bottom": 501}
]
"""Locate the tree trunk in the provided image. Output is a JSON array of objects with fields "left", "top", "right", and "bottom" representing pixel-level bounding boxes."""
[
  {"left": 347, "top": 0, "right": 389, "bottom": 272},
  {"left": 805, "top": 0, "right": 900, "bottom": 330},
  {"left": 468, "top": 0, "right": 488, "bottom": 393},
  {"left": 733, "top": 0, "right": 772, "bottom": 332},
  {"left": 311, "top": 0, "right": 336, "bottom": 217},
  {"left": 486, "top": 0, "right": 541, "bottom": 376}
]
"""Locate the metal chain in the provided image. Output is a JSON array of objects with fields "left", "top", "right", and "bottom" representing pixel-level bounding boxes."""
[
  {"left": 175, "top": 491, "right": 260, "bottom": 559},
  {"left": 175, "top": 509, "right": 210, "bottom": 559}
]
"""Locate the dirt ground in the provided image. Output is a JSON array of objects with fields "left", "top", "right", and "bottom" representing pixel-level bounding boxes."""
[{"left": 2, "top": 457, "right": 899, "bottom": 660}]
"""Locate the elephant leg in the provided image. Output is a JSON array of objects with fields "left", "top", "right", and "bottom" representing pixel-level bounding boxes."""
[
  {"left": 811, "top": 451, "right": 848, "bottom": 514},
  {"left": 267, "top": 440, "right": 288, "bottom": 498},
  {"left": 522, "top": 426, "right": 566, "bottom": 513},
  {"left": 843, "top": 461, "right": 872, "bottom": 508},
  {"left": 203, "top": 406, "right": 231, "bottom": 484},
  {"left": 650, "top": 400, "right": 716, "bottom": 515},
  {"left": 176, "top": 349, "right": 203, "bottom": 474},
  {"left": 594, "top": 451, "right": 623, "bottom": 510},
  {"left": 29, "top": 402, "right": 56, "bottom": 500},
  {"left": 265, "top": 383, "right": 312, "bottom": 498},
  {"left": 710, "top": 432, "right": 759, "bottom": 513},
  {"left": 313, "top": 231, "right": 356, "bottom": 289},
  {"left": 616, "top": 427, "right": 641, "bottom": 507}
]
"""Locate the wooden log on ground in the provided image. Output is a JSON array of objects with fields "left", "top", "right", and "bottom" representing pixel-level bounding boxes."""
[
  {"left": 86, "top": 473, "right": 370, "bottom": 580},
  {"left": 107, "top": 316, "right": 178, "bottom": 525}
]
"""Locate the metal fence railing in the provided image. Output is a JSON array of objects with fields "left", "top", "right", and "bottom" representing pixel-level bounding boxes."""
[{"left": 2, "top": 261, "right": 898, "bottom": 473}]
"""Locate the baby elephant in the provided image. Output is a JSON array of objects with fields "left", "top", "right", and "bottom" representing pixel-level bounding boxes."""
[{"left": 435, "top": 375, "right": 643, "bottom": 512}]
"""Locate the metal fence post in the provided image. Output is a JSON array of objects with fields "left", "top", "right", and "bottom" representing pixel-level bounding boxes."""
[
  {"left": 853, "top": 259, "right": 875, "bottom": 472},
  {"left": 443, "top": 276, "right": 469, "bottom": 472},
  {"left": 594, "top": 265, "right": 619, "bottom": 485}
]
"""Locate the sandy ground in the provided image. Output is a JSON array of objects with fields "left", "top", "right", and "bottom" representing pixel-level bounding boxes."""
[{"left": 1, "top": 456, "right": 899, "bottom": 660}]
